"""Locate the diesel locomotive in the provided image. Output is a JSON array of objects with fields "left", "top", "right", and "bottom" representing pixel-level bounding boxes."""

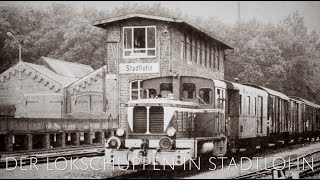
[{"left": 104, "top": 75, "right": 320, "bottom": 167}]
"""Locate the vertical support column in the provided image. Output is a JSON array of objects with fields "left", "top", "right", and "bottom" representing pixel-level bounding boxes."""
[
  {"left": 57, "top": 132, "right": 66, "bottom": 148},
  {"left": 71, "top": 132, "right": 80, "bottom": 146},
  {"left": 84, "top": 132, "right": 92, "bottom": 145},
  {"left": 25, "top": 134, "right": 33, "bottom": 151},
  {"left": 95, "top": 131, "right": 104, "bottom": 144},
  {"left": 44, "top": 133, "right": 50, "bottom": 149},
  {"left": 5, "top": 134, "right": 13, "bottom": 152}
]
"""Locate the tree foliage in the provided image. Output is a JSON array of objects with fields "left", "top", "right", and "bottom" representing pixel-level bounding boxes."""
[{"left": 0, "top": 2, "right": 320, "bottom": 103}]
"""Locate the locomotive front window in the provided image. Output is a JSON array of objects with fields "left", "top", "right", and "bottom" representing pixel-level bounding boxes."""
[
  {"left": 182, "top": 83, "right": 196, "bottom": 100},
  {"left": 199, "top": 88, "right": 212, "bottom": 105},
  {"left": 143, "top": 89, "right": 157, "bottom": 99},
  {"left": 160, "top": 83, "right": 172, "bottom": 98}
]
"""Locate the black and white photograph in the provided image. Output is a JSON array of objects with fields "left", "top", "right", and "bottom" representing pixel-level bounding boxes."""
[{"left": 1, "top": 1, "right": 320, "bottom": 179}]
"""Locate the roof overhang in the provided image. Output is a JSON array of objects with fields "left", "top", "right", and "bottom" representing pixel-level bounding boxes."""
[{"left": 92, "top": 13, "right": 233, "bottom": 50}]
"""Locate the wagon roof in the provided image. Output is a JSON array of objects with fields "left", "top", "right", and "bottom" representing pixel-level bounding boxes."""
[
  {"left": 92, "top": 13, "right": 233, "bottom": 49},
  {"left": 243, "top": 83, "right": 289, "bottom": 100},
  {"left": 290, "top": 96, "right": 320, "bottom": 108},
  {"left": 224, "top": 80, "right": 267, "bottom": 93}
]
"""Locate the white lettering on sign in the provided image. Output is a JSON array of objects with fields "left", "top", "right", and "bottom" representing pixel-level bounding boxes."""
[{"left": 119, "top": 63, "right": 159, "bottom": 74}]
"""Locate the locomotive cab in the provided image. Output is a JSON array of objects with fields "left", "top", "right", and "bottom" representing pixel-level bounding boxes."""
[{"left": 105, "top": 76, "right": 228, "bottom": 167}]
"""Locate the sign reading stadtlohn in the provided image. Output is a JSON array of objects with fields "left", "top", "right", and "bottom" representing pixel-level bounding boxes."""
[{"left": 119, "top": 63, "right": 159, "bottom": 74}]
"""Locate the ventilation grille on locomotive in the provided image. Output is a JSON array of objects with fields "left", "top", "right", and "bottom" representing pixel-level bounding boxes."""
[
  {"left": 133, "top": 106, "right": 147, "bottom": 133},
  {"left": 150, "top": 107, "right": 164, "bottom": 133},
  {"left": 133, "top": 106, "right": 164, "bottom": 133}
]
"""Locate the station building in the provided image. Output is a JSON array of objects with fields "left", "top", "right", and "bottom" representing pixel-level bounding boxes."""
[
  {"left": 0, "top": 13, "right": 233, "bottom": 127},
  {"left": 92, "top": 13, "right": 233, "bottom": 128}
]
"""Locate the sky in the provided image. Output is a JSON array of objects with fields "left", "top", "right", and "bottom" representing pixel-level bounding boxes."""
[{"left": 1, "top": 1, "right": 320, "bottom": 32}]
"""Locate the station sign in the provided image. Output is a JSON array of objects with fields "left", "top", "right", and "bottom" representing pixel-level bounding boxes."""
[{"left": 119, "top": 63, "right": 159, "bottom": 74}]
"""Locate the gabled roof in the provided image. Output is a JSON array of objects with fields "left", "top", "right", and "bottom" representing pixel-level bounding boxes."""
[
  {"left": 93, "top": 13, "right": 233, "bottom": 49},
  {"left": 23, "top": 62, "right": 78, "bottom": 87},
  {"left": 0, "top": 62, "right": 75, "bottom": 93},
  {"left": 42, "top": 57, "right": 94, "bottom": 78},
  {"left": 68, "top": 65, "right": 117, "bottom": 93}
]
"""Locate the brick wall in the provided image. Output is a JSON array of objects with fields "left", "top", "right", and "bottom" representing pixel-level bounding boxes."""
[{"left": 100, "top": 18, "right": 227, "bottom": 128}]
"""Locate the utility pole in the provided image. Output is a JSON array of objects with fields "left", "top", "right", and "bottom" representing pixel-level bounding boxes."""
[{"left": 238, "top": 1, "right": 241, "bottom": 22}]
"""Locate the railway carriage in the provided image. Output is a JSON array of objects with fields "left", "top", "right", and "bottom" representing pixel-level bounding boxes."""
[
  {"left": 288, "top": 97, "right": 304, "bottom": 141},
  {"left": 290, "top": 96, "right": 320, "bottom": 141},
  {"left": 224, "top": 81, "right": 268, "bottom": 153},
  {"left": 105, "top": 76, "right": 228, "bottom": 166},
  {"left": 244, "top": 84, "right": 290, "bottom": 144}
]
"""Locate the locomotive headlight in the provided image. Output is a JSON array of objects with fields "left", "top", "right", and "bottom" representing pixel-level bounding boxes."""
[
  {"left": 167, "top": 127, "right": 176, "bottom": 137},
  {"left": 159, "top": 137, "right": 173, "bottom": 150},
  {"left": 106, "top": 136, "right": 121, "bottom": 149},
  {"left": 116, "top": 128, "right": 125, "bottom": 137}
]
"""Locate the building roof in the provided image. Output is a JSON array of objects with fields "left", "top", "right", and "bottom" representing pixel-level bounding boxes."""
[
  {"left": 23, "top": 62, "right": 79, "bottom": 87},
  {"left": 92, "top": 13, "right": 233, "bottom": 49},
  {"left": 42, "top": 57, "right": 94, "bottom": 78},
  {"left": 68, "top": 65, "right": 117, "bottom": 93}
]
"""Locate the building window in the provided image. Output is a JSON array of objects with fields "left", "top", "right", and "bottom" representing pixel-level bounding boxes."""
[
  {"left": 182, "top": 83, "right": 196, "bottom": 100},
  {"left": 199, "top": 88, "right": 212, "bottom": 105},
  {"left": 130, "top": 80, "right": 142, "bottom": 100},
  {"left": 160, "top": 83, "right": 172, "bottom": 98},
  {"left": 123, "top": 26, "right": 156, "bottom": 58}
]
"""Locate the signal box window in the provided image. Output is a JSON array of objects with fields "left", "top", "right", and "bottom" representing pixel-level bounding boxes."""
[
  {"left": 160, "top": 83, "right": 172, "bottom": 98},
  {"left": 199, "top": 88, "right": 212, "bottom": 105},
  {"left": 123, "top": 26, "right": 156, "bottom": 58},
  {"left": 130, "top": 80, "right": 142, "bottom": 100},
  {"left": 143, "top": 89, "right": 157, "bottom": 99},
  {"left": 182, "top": 83, "right": 196, "bottom": 100}
]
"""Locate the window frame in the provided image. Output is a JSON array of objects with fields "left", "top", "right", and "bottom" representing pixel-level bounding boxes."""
[
  {"left": 199, "top": 87, "right": 213, "bottom": 105},
  {"left": 123, "top": 26, "right": 157, "bottom": 58},
  {"left": 130, "top": 80, "right": 143, "bottom": 100},
  {"left": 216, "top": 88, "right": 225, "bottom": 109},
  {"left": 160, "top": 83, "right": 173, "bottom": 97},
  {"left": 182, "top": 83, "right": 197, "bottom": 100},
  {"left": 144, "top": 88, "right": 157, "bottom": 99}
]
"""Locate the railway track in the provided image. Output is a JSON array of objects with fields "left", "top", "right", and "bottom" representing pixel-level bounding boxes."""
[
  {"left": 109, "top": 141, "right": 320, "bottom": 179},
  {"left": 0, "top": 145, "right": 104, "bottom": 168},
  {"left": 230, "top": 149, "right": 320, "bottom": 179}
]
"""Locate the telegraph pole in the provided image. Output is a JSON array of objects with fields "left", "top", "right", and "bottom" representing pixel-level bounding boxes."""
[{"left": 238, "top": 1, "right": 241, "bottom": 22}]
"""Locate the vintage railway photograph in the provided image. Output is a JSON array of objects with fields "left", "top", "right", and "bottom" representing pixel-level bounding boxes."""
[{"left": 1, "top": 1, "right": 320, "bottom": 179}]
